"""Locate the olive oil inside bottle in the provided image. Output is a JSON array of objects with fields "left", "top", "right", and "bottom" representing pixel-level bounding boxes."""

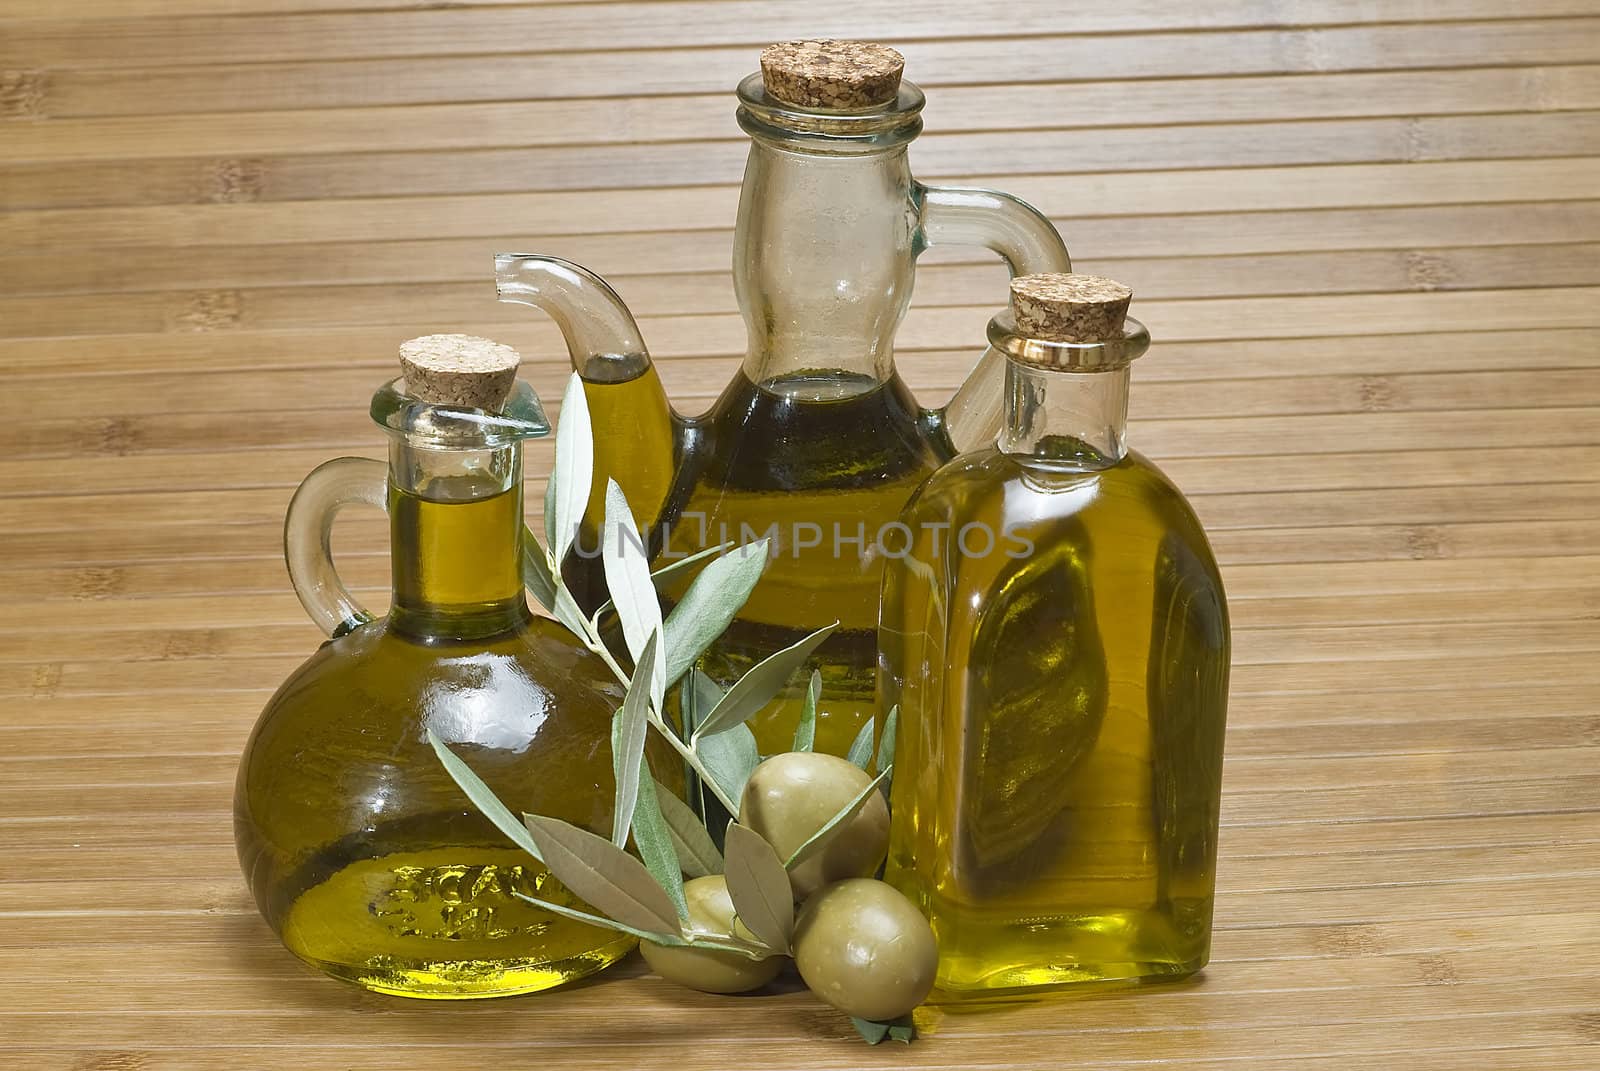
[
  {"left": 564, "top": 362, "right": 681, "bottom": 609},
  {"left": 238, "top": 467, "right": 648, "bottom": 998},
  {"left": 389, "top": 478, "right": 522, "bottom": 620},
  {"left": 882, "top": 447, "right": 1228, "bottom": 994},
  {"left": 668, "top": 368, "right": 952, "bottom": 755}
]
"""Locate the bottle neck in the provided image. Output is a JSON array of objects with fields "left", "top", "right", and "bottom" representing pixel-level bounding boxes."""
[
  {"left": 734, "top": 139, "right": 915, "bottom": 388},
  {"left": 999, "top": 358, "right": 1130, "bottom": 470},
  {"left": 387, "top": 439, "right": 531, "bottom": 640}
]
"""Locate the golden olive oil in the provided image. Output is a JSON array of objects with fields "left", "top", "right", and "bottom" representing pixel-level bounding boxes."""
[
  {"left": 565, "top": 362, "right": 681, "bottom": 609},
  {"left": 238, "top": 464, "right": 669, "bottom": 997},
  {"left": 666, "top": 369, "right": 952, "bottom": 756},
  {"left": 881, "top": 446, "right": 1228, "bottom": 994},
  {"left": 389, "top": 480, "right": 522, "bottom": 615}
]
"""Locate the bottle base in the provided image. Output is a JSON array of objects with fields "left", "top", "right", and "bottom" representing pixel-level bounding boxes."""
[
  {"left": 288, "top": 943, "right": 635, "bottom": 999},
  {"left": 272, "top": 847, "right": 635, "bottom": 999},
  {"left": 922, "top": 903, "right": 1211, "bottom": 1000},
  {"left": 932, "top": 956, "right": 1205, "bottom": 1002}
]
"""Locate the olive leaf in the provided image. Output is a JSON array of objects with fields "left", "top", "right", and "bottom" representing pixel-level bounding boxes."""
[
  {"left": 784, "top": 766, "right": 891, "bottom": 870},
  {"left": 722, "top": 823, "right": 795, "bottom": 954},
  {"left": 848, "top": 1015, "right": 915, "bottom": 1044},
  {"left": 519, "top": 525, "right": 559, "bottom": 614},
  {"left": 514, "top": 892, "right": 682, "bottom": 947},
  {"left": 552, "top": 373, "right": 593, "bottom": 566},
  {"left": 552, "top": 580, "right": 593, "bottom": 643},
  {"left": 610, "top": 631, "right": 658, "bottom": 849},
  {"left": 660, "top": 538, "right": 771, "bottom": 688},
  {"left": 591, "top": 541, "right": 733, "bottom": 622},
  {"left": 692, "top": 622, "right": 838, "bottom": 742},
  {"left": 846, "top": 716, "right": 876, "bottom": 770},
  {"left": 653, "top": 777, "right": 723, "bottom": 878},
  {"left": 695, "top": 722, "right": 759, "bottom": 814},
  {"left": 523, "top": 814, "right": 682, "bottom": 938},
  {"left": 542, "top": 472, "right": 558, "bottom": 557},
  {"left": 631, "top": 760, "right": 688, "bottom": 919},
  {"left": 517, "top": 891, "right": 772, "bottom": 958},
  {"left": 792, "top": 669, "right": 820, "bottom": 753},
  {"left": 427, "top": 728, "right": 544, "bottom": 862},
  {"left": 680, "top": 669, "right": 724, "bottom": 814},
  {"left": 602, "top": 478, "right": 665, "bottom": 711},
  {"left": 647, "top": 541, "right": 734, "bottom": 589},
  {"left": 875, "top": 704, "right": 898, "bottom": 776}
]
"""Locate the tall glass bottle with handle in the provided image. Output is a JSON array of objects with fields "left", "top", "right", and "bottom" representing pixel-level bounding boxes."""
[
  {"left": 234, "top": 335, "right": 652, "bottom": 998},
  {"left": 497, "top": 40, "right": 1072, "bottom": 756},
  {"left": 881, "top": 276, "right": 1230, "bottom": 996}
]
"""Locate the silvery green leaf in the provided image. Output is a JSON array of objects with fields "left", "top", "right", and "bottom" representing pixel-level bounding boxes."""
[
  {"left": 649, "top": 540, "right": 733, "bottom": 587},
  {"left": 523, "top": 814, "right": 682, "bottom": 938},
  {"left": 851, "top": 1018, "right": 892, "bottom": 1045},
  {"left": 427, "top": 729, "right": 542, "bottom": 862},
  {"left": 692, "top": 622, "right": 838, "bottom": 742},
  {"left": 784, "top": 766, "right": 890, "bottom": 870},
  {"left": 552, "top": 373, "right": 593, "bottom": 566},
  {"left": 722, "top": 823, "right": 794, "bottom": 954},
  {"left": 875, "top": 705, "right": 898, "bottom": 773},
  {"left": 542, "top": 471, "right": 558, "bottom": 556},
  {"left": 590, "top": 541, "right": 732, "bottom": 622},
  {"left": 630, "top": 760, "right": 688, "bottom": 918},
  {"left": 552, "top": 579, "right": 593, "bottom": 641},
  {"left": 682, "top": 668, "right": 723, "bottom": 738},
  {"left": 660, "top": 539, "right": 770, "bottom": 689},
  {"left": 887, "top": 1017, "right": 916, "bottom": 1043},
  {"left": 652, "top": 777, "right": 722, "bottom": 878},
  {"left": 602, "top": 478, "right": 665, "bottom": 711},
  {"left": 513, "top": 892, "right": 682, "bottom": 946},
  {"left": 513, "top": 894, "right": 768, "bottom": 959},
  {"left": 680, "top": 669, "right": 724, "bottom": 813},
  {"left": 846, "top": 717, "right": 876, "bottom": 770},
  {"left": 695, "top": 721, "right": 759, "bottom": 813},
  {"left": 520, "top": 524, "right": 559, "bottom": 614},
  {"left": 792, "top": 670, "right": 820, "bottom": 753},
  {"left": 611, "top": 631, "right": 658, "bottom": 849}
]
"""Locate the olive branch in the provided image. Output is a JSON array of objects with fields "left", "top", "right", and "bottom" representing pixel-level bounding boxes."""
[{"left": 428, "top": 373, "right": 906, "bottom": 1044}]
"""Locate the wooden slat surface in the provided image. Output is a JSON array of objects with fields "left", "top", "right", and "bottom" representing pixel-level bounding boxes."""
[{"left": 1, "top": 1, "right": 1597, "bottom": 1067}]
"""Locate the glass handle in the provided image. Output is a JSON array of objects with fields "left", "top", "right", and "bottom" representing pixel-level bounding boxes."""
[
  {"left": 284, "top": 457, "right": 388, "bottom": 638},
  {"left": 914, "top": 183, "right": 1073, "bottom": 452}
]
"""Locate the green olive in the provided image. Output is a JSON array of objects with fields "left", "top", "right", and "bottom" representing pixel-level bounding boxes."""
[
  {"left": 739, "top": 751, "right": 890, "bottom": 899},
  {"left": 793, "top": 879, "right": 938, "bottom": 1021},
  {"left": 639, "top": 875, "right": 783, "bottom": 994}
]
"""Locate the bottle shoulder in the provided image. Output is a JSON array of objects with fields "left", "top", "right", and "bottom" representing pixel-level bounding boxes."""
[{"left": 251, "top": 615, "right": 623, "bottom": 748}]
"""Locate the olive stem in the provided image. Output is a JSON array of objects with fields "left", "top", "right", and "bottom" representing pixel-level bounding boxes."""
[{"left": 561, "top": 584, "right": 744, "bottom": 817}]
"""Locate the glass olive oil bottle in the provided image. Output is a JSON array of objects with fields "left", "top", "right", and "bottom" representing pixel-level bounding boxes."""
[
  {"left": 881, "top": 276, "right": 1230, "bottom": 995},
  {"left": 235, "top": 336, "right": 651, "bottom": 998},
  {"left": 495, "top": 39, "right": 1073, "bottom": 758}
]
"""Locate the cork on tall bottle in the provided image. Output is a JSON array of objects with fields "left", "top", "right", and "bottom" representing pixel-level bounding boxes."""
[
  {"left": 398, "top": 333, "right": 521, "bottom": 412},
  {"left": 1010, "top": 274, "right": 1134, "bottom": 346},
  {"left": 759, "top": 39, "right": 905, "bottom": 110}
]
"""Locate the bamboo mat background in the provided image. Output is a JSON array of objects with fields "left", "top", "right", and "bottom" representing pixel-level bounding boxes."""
[{"left": 3, "top": 2, "right": 1599, "bottom": 1068}]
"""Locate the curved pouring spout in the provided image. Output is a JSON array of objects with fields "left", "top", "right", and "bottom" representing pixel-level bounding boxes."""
[{"left": 494, "top": 254, "right": 681, "bottom": 607}]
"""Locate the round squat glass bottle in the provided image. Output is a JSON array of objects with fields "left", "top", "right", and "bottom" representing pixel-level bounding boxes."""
[{"left": 234, "top": 335, "right": 637, "bottom": 998}]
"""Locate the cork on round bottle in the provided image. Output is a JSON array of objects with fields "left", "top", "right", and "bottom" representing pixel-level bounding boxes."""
[
  {"left": 1010, "top": 274, "right": 1134, "bottom": 347},
  {"left": 759, "top": 39, "right": 905, "bottom": 110},
  {"left": 398, "top": 333, "right": 521, "bottom": 412}
]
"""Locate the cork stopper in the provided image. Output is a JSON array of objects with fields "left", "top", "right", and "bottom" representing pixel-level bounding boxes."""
[
  {"left": 760, "top": 40, "right": 905, "bottom": 110},
  {"left": 1010, "top": 274, "right": 1134, "bottom": 345},
  {"left": 399, "top": 333, "right": 521, "bottom": 412}
]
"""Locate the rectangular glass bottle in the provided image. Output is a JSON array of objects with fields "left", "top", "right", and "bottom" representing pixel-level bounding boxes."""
[{"left": 880, "top": 275, "right": 1230, "bottom": 995}]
